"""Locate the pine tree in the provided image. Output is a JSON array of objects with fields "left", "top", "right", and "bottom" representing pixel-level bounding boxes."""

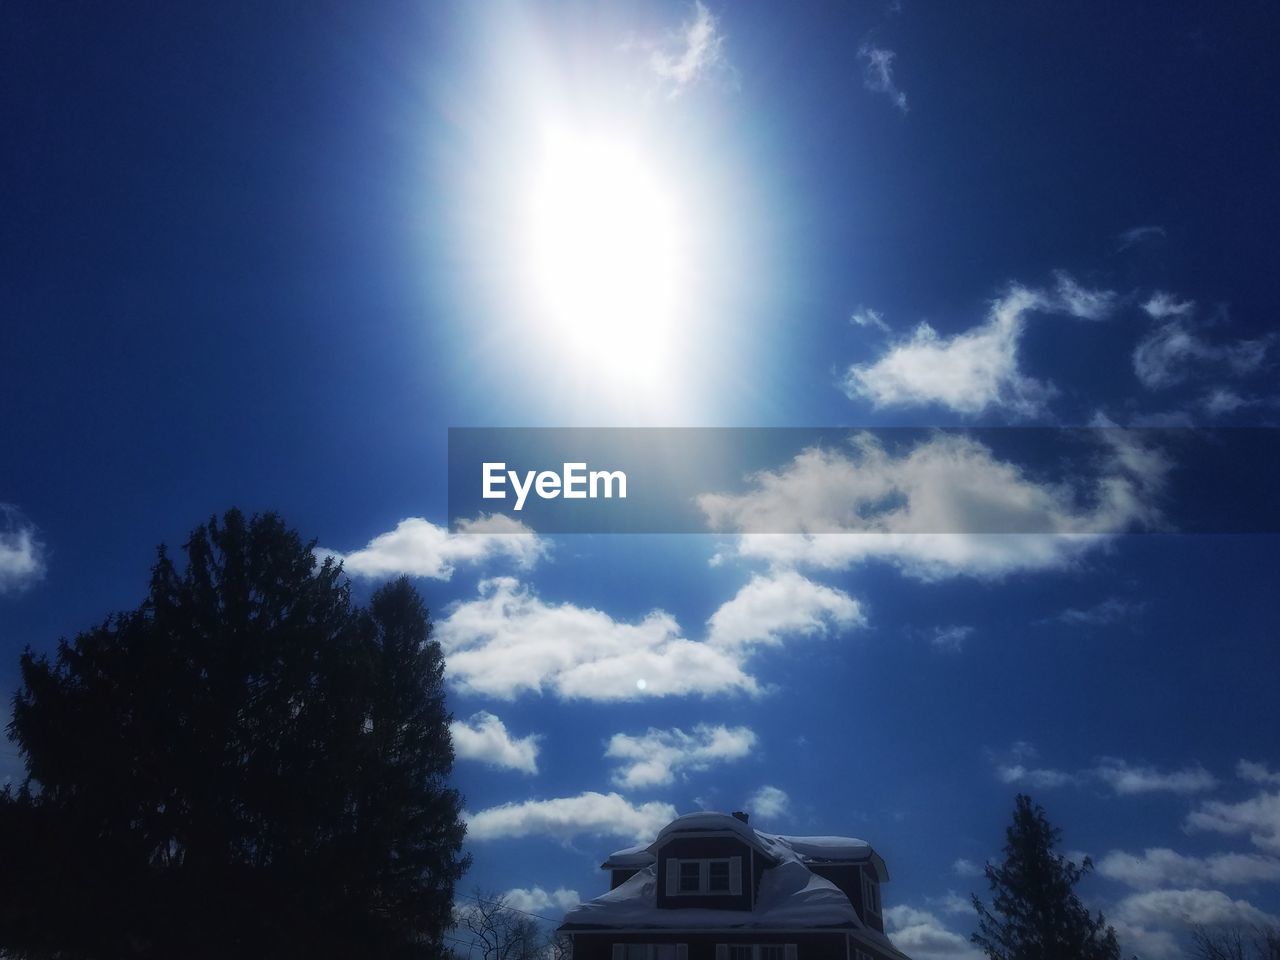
[
  {"left": 0, "top": 509, "right": 469, "bottom": 959},
  {"left": 972, "top": 794, "right": 1120, "bottom": 960}
]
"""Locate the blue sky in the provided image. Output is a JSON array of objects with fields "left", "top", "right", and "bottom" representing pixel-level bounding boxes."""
[{"left": 3, "top": 3, "right": 1279, "bottom": 958}]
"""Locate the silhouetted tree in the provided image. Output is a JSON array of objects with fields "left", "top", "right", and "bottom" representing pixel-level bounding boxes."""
[
  {"left": 455, "top": 891, "right": 543, "bottom": 960},
  {"left": 0, "top": 509, "right": 469, "bottom": 960},
  {"left": 972, "top": 794, "right": 1120, "bottom": 960},
  {"left": 1192, "top": 925, "right": 1280, "bottom": 960}
]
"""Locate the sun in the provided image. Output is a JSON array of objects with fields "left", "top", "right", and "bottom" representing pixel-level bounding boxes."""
[{"left": 521, "top": 127, "right": 689, "bottom": 385}]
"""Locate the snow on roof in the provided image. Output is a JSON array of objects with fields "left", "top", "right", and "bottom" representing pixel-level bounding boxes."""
[
  {"left": 602, "top": 842, "right": 655, "bottom": 869},
  {"left": 768, "top": 835, "right": 872, "bottom": 862},
  {"left": 561, "top": 862, "right": 861, "bottom": 930}
]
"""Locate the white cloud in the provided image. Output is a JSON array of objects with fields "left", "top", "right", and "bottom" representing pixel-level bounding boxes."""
[
  {"left": 466, "top": 792, "right": 677, "bottom": 843},
  {"left": 859, "top": 45, "right": 908, "bottom": 113},
  {"left": 1186, "top": 790, "right": 1280, "bottom": 854},
  {"left": 885, "top": 905, "right": 985, "bottom": 960},
  {"left": 438, "top": 571, "right": 864, "bottom": 702},
  {"left": 317, "top": 515, "right": 546, "bottom": 581},
  {"left": 1092, "top": 757, "right": 1218, "bottom": 796},
  {"left": 931, "top": 625, "right": 973, "bottom": 653},
  {"left": 1239, "top": 760, "right": 1280, "bottom": 787},
  {"left": 1142, "top": 292, "right": 1196, "bottom": 320},
  {"left": 701, "top": 430, "right": 1167, "bottom": 581},
  {"left": 952, "top": 858, "right": 983, "bottom": 877},
  {"left": 1115, "top": 887, "right": 1279, "bottom": 929},
  {"left": 748, "top": 785, "right": 790, "bottom": 820},
  {"left": 501, "top": 886, "right": 581, "bottom": 918},
  {"left": 1117, "top": 225, "right": 1167, "bottom": 251},
  {"left": 606, "top": 724, "right": 756, "bottom": 789},
  {"left": 648, "top": 2, "right": 730, "bottom": 96},
  {"left": 437, "top": 577, "right": 756, "bottom": 701},
  {"left": 1097, "top": 848, "right": 1280, "bottom": 889},
  {"left": 991, "top": 742, "right": 1076, "bottom": 789},
  {"left": 1048, "top": 596, "right": 1145, "bottom": 626},
  {"left": 1052, "top": 271, "right": 1118, "bottom": 320},
  {"left": 842, "top": 287, "right": 1051, "bottom": 416},
  {"left": 451, "top": 711, "right": 541, "bottom": 775},
  {"left": 851, "top": 306, "right": 891, "bottom": 333},
  {"left": 705, "top": 570, "right": 864, "bottom": 650},
  {"left": 1134, "top": 297, "right": 1269, "bottom": 389},
  {"left": 0, "top": 504, "right": 46, "bottom": 594}
]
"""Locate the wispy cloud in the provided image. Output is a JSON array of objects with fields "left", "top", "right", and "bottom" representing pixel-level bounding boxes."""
[
  {"left": 316, "top": 515, "right": 546, "bottom": 581},
  {"left": 1097, "top": 847, "right": 1280, "bottom": 889},
  {"left": 885, "top": 905, "right": 985, "bottom": 960},
  {"left": 851, "top": 306, "right": 891, "bottom": 333},
  {"left": 1134, "top": 294, "right": 1270, "bottom": 389},
  {"left": 748, "top": 785, "right": 790, "bottom": 820},
  {"left": 648, "top": 2, "right": 732, "bottom": 97},
  {"left": 702, "top": 430, "right": 1167, "bottom": 580},
  {"left": 606, "top": 724, "right": 756, "bottom": 789},
  {"left": 437, "top": 571, "right": 860, "bottom": 702},
  {"left": 931, "top": 625, "right": 974, "bottom": 653},
  {"left": 1052, "top": 271, "right": 1118, "bottom": 321},
  {"left": 1239, "top": 760, "right": 1280, "bottom": 787},
  {"left": 0, "top": 504, "right": 46, "bottom": 594},
  {"left": 859, "top": 45, "right": 908, "bottom": 113},
  {"left": 500, "top": 886, "right": 581, "bottom": 918},
  {"left": 1046, "top": 596, "right": 1145, "bottom": 627},
  {"left": 451, "top": 711, "right": 541, "bottom": 774},
  {"left": 843, "top": 286, "right": 1053, "bottom": 416},
  {"left": 466, "top": 792, "right": 677, "bottom": 843},
  {"left": 1186, "top": 789, "right": 1280, "bottom": 854},
  {"left": 993, "top": 742, "right": 1077, "bottom": 789},
  {"left": 1092, "top": 757, "right": 1218, "bottom": 796},
  {"left": 1117, "top": 225, "right": 1167, "bottom": 251},
  {"left": 1114, "top": 887, "right": 1279, "bottom": 929}
]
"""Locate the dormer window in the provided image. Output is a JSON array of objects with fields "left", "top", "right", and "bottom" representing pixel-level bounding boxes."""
[
  {"left": 861, "top": 873, "right": 881, "bottom": 917},
  {"left": 666, "top": 856, "right": 742, "bottom": 896}
]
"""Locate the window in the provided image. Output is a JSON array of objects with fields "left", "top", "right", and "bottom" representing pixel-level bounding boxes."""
[
  {"left": 861, "top": 873, "right": 881, "bottom": 916},
  {"left": 666, "top": 856, "right": 742, "bottom": 896},
  {"left": 855, "top": 951, "right": 873, "bottom": 960}
]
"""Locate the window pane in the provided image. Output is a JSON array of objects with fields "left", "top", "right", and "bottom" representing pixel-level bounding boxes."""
[
  {"left": 679, "top": 861, "right": 701, "bottom": 892},
  {"left": 708, "top": 861, "right": 731, "bottom": 892},
  {"left": 729, "top": 946, "right": 753, "bottom": 960},
  {"left": 760, "top": 946, "right": 784, "bottom": 960},
  {"left": 655, "top": 946, "right": 677, "bottom": 960},
  {"left": 626, "top": 946, "right": 647, "bottom": 960}
]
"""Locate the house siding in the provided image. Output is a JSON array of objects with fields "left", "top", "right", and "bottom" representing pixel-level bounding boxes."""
[{"left": 570, "top": 931, "right": 901, "bottom": 960}]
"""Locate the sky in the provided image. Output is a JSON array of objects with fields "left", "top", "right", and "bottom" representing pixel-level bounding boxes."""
[{"left": 3, "top": 2, "right": 1280, "bottom": 958}]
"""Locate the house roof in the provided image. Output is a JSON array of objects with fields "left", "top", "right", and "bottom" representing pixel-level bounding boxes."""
[{"left": 600, "top": 812, "right": 889, "bottom": 882}]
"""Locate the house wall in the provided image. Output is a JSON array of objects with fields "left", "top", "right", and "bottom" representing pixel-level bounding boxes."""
[
  {"left": 656, "top": 836, "right": 753, "bottom": 911},
  {"left": 569, "top": 931, "right": 903, "bottom": 960},
  {"left": 611, "top": 868, "right": 641, "bottom": 890}
]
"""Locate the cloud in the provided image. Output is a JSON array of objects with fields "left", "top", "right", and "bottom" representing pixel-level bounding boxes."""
[
  {"left": 1052, "top": 271, "right": 1118, "bottom": 321},
  {"left": 859, "top": 45, "right": 908, "bottom": 113},
  {"left": 1239, "top": 760, "right": 1280, "bottom": 787},
  {"left": 842, "top": 287, "right": 1052, "bottom": 416},
  {"left": 851, "top": 306, "right": 891, "bottom": 334},
  {"left": 1115, "top": 887, "right": 1279, "bottom": 929},
  {"left": 1186, "top": 790, "right": 1280, "bottom": 854},
  {"left": 702, "top": 430, "right": 1167, "bottom": 581},
  {"left": 0, "top": 504, "right": 46, "bottom": 594},
  {"left": 1046, "top": 596, "right": 1145, "bottom": 626},
  {"left": 451, "top": 712, "right": 541, "bottom": 774},
  {"left": 1117, "top": 225, "right": 1167, "bottom": 251},
  {"left": 991, "top": 741, "right": 1077, "bottom": 789},
  {"left": 931, "top": 625, "right": 973, "bottom": 653},
  {"left": 1134, "top": 298, "right": 1270, "bottom": 389},
  {"left": 501, "top": 886, "right": 581, "bottom": 918},
  {"left": 466, "top": 792, "right": 677, "bottom": 843},
  {"left": 952, "top": 858, "right": 983, "bottom": 877},
  {"left": 1097, "top": 848, "right": 1280, "bottom": 889},
  {"left": 748, "top": 785, "right": 790, "bottom": 820},
  {"left": 317, "top": 515, "right": 546, "bottom": 581},
  {"left": 438, "top": 571, "right": 858, "bottom": 702},
  {"left": 648, "top": 2, "right": 731, "bottom": 96},
  {"left": 705, "top": 570, "right": 864, "bottom": 650},
  {"left": 437, "top": 577, "right": 754, "bottom": 701},
  {"left": 885, "top": 905, "right": 985, "bottom": 960},
  {"left": 606, "top": 724, "right": 756, "bottom": 789},
  {"left": 1092, "top": 757, "right": 1218, "bottom": 796}
]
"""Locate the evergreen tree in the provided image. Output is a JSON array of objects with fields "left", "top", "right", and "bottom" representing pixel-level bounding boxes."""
[
  {"left": 972, "top": 794, "right": 1120, "bottom": 960},
  {"left": 0, "top": 509, "right": 468, "bottom": 959}
]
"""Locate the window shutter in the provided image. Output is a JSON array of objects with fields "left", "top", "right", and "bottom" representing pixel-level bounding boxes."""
[
  {"left": 677, "top": 946, "right": 688, "bottom": 960},
  {"left": 716, "top": 945, "right": 729, "bottom": 960},
  {"left": 729, "top": 857, "right": 742, "bottom": 896},
  {"left": 613, "top": 945, "right": 625, "bottom": 960},
  {"left": 785, "top": 945, "right": 797, "bottom": 960},
  {"left": 666, "top": 858, "right": 679, "bottom": 895}
]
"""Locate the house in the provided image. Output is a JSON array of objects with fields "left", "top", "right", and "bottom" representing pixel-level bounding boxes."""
[{"left": 558, "top": 811, "right": 912, "bottom": 960}]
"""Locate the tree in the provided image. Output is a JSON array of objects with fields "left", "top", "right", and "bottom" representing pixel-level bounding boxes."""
[
  {"left": 455, "top": 891, "right": 544, "bottom": 960},
  {"left": 1192, "top": 925, "right": 1280, "bottom": 960},
  {"left": 972, "top": 794, "right": 1120, "bottom": 960},
  {"left": 0, "top": 509, "right": 469, "bottom": 959}
]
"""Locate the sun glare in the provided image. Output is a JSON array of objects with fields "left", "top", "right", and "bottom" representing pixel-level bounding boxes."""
[{"left": 522, "top": 128, "right": 688, "bottom": 384}]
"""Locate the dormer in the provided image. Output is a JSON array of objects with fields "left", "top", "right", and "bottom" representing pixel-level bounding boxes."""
[{"left": 653, "top": 811, "right": 773, "bottom": 911}]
